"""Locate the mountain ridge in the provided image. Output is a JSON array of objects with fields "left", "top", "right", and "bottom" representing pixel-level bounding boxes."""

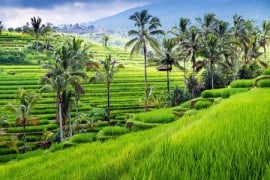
[{"left": 90, "top": 0, "right": 270, "bottom": 29}]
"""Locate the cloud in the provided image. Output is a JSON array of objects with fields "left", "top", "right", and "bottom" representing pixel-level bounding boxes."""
[{"left": 0, "top": 0, "right": 151, "bottom": 28}]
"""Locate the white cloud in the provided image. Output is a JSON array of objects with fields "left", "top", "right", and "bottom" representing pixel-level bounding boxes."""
[{"left": 0, "top": 0, "right": 150, "bottom": 28}]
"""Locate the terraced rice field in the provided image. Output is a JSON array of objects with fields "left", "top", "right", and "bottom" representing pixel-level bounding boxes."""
[{"left": 0, "top": 32, "right": 186, "bottom": 160}]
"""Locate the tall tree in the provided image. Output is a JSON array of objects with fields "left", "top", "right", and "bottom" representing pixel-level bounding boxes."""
[
  {"left": 102, "top": 34, "right": 109, "bottom": 47},
  {"left": 41, "top": 37, "right": 91, "bottom": 139},
  {"left": 90, "top": 55, "right": 124, "bottom": 123},
  {"left": 41, "top": 23, "right": 53, "bottom": 50},
  {"left": 260, "top": 20, "right": 270, "bottom": 59},
  {"left": 30, "top": 16, "right": 42, "bottom": 52},
  {"left": 40, "top": 62, "right": 66, "bottom": 141},
  {"left": 157, "top": 38, "right": 184, "bottom": 103},
  {"left": 6, "top": 88, "right": 39, "bottom": 153},
  {"left": 194, "top": 33, "right": 228, "bottom": 89},
  {"left": 196, "top": 13, "right": 216, "bottom": 37},
  {"left": 0, "top": 21, "right": 3, "bottom": 34},
  {"left": 182, "top": 26, "right": 201, "bottom": 72},
  {"left": 126, "top": 9, "right": 164, "bottom": 111},
  {"left": 170, "top": 17, "right": 191, "bottom": 43}
]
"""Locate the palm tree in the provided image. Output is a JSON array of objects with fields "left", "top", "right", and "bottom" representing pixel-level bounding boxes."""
[
  {"left": 196, "top": 13, "right": 216, "bottom": 37},
  {"left": 41, "top": 23, "right": 53, "bottom": 50},
  {"left": 260, "top": 20, "right": 270, "bottom": 59},
  {"left": 102, "top": 34, "right": 109, "bottom": 47},
  {"left": 157, "top": 38, "right": 184, "bottom": 101},
  {"left": 194, "top": 33, "right": 229, "bottom": 89},
  {"left": 126, "top": 10, "right": 164, "bottom": 111},
  {"left": 6, "top": 88, "right": 39, "bottom": 152},
  {"left": 41, "top": 37, "right": 92, "bottom": 139},
  {"left": 182, "top": 26, "right": 201, "bottom": 72},
  {"left": 0, "top": 21, "right": 3, "bottom": 34},
  {"left": 90, "top": 55, "right": 124, "bottom": 123},
  {"left": 40, "top": 62, "right": 66, "bottom": 141},
  {"left": 170, "top": 17, "right": 191, "bottom": 43},
  {"left": 30, "top": 16, "right": 42, "bottom": 52}
]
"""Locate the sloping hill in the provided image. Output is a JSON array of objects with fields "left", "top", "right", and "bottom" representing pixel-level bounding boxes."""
[
  {"left": 91, "top": 0, "right": 270, "bottom": 29},
  {"left": 0, "top": 32, "right": 185, "bottom": 159},
  {"left": 0, "top": 88, "right": 269, "bottom": 179}
]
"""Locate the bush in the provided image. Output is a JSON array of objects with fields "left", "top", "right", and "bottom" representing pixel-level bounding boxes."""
[
  {"left": 170, "top": 86, "right": 189, "bottom": 107},
  {"left": 201, "top": 69, "right": 233, "bottom": 89},
  {"left": 184, "top": 109, "right": 198, "bottom": 116},
  {"left": 238, "top": 62, "right": 263, "bottom": 79},
  {"left": 71, "top": 133, "right": 96, "bottom": 144},
  {"left": 133, "top": 108, "right": 175, "bottom": 124},
  {"left": 195, "top": 100, "right": 212, "bottom": 110},
  {"left": 0, "top": 148, "right": 17, "bottom": 155},
  {"left": 264, "top": 68, "right": 270, "bottom": 75},
  {"left": 230, "top": 79, "right": 255, "bottom": 88},
  {"left": 99, "top": 126, "right": 129, "bottom": 136},
  {"left": 0, "top": 154, "right": 17, "bottom": 163},
  {"left": 258, "top": 80, "right": 270, "bottom": 87},
  {"left": 179, "top": 100, "right": 192, "bottom": 109},
  {"left": 201, "top": 88, "right": 248, "bottom": 98}
]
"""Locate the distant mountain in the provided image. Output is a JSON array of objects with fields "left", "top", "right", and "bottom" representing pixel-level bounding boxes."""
[{"left": 91, "top": 0, "right": 270, "bottom": 29}]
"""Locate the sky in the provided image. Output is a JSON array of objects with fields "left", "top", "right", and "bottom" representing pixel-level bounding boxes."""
[{"left": 0, "top": 0, "right": 154, "bottom": 28}]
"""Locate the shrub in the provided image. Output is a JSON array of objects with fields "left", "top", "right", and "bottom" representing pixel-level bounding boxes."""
[
  {"left": 0, "top": 148, "right": 17, "bottom": 155},
  {"left": 238, "top": 62, "right": 263, "bottom": 79},
  {"left": 185, "top": 74, "right": 204, "bottom": 98},
  {"left": 264, "top": 68, "right": 270, "bottom": 75},
  {"left": 71, "top": 133, "right": 96, "bottom": 144},
  {"left": 195, "top": 100, "right": 212, "bottom": 110},
  {"left": 0, "top": 154, "right": 17, "bottom": 163},
  {"left": 201, "top": 88, "right": 248, "bottom": 98},
  {"left": 258, "top": 80, "right": 270, "bottom": 87},
  {"left": 99, "top": 126, "right": 129, "bottom": 136},
  {"left": 201, "top": 69, "right": 233, "bottom": 89},
  {"left": 179, "top": 100, "right": 192, "bottom": 109},
  {"left": 230, "top": 79, "right": 255, "bottom": 88},
  {"left": 133, "top": 108, "right": 175, "bottom": 124},
  {"left": 170, "top": 86, "right": 189, "bottom": 107},
  {"left": 184, "top": 109, "right": 198, "bottom": 116}
]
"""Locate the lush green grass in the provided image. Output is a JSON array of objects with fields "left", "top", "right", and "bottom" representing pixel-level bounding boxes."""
[
  {"left": 0, "top": 89, "right": 269, "bottom": 179},
  {"left": 230, "top": 79, "right": 255, "bottom": 88},
  {"left": 194, "top": 100, "right": 212, "bottom": 110},
  {"left": 133, "top": 108, "right": 176, "bottom": 123},
  {"left": 201, "top": 88, "right": 248, "bottom": 98},
  {"left": 258, "top": 79, "right": 270, "bottom": 87},
  {"left": 70, "top": 133, "right": 97, "bottom": 144}
]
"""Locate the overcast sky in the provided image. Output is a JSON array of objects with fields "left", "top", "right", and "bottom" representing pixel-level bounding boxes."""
[{"left": 0, "top": 0, "right": 155, "bottom": 28}]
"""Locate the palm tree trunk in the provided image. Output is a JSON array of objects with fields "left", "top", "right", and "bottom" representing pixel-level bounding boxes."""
[
  {"left": 264, "top": 45, "right": 266, "bottom": 60},
  {"left": 68, "top": 103, "right": 72, "bottom": 137},
  {"left": 57, "top": 93, "right": 64, "bottom": 142},
  {"left": 166, "top": 68, "right": 171, "bottom": 107},
  {"left": 58, "top": 102, "right": 64, "bottom": 142},
  {"left": 143, "top": 42, "right": 148, "bottom": 112},
  {"left": 36, "top": 33, "right": 39, "bottom": 53},
  {"left": 75, "top": 96, "right": 79, "bottom": 123},
  {"left": 211, "top": 63, "right": 214, "bottom": 89},
  {"left": 23, "top": 118, "right": 27, "bottom": 153},
  {"left": 107, "top": 80, "right": 111, "bottom": 124},
  {"left": 184, "top": 59, "right": 186, "bottom": 78}
]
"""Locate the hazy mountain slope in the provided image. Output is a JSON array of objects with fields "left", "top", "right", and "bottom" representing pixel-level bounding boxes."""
[{"left": 91, "top": 0, "right": 270, "bottom": 29}]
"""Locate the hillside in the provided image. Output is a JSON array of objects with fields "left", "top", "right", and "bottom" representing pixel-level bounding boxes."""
[
  {"left": 91, "top": 0, "right": 270, "bottom": 29},
  {"left": 0, "top": 88, "right": 269, "bottom": 179},
  {"left": 0, "top": 32, "right": 185, "bottom": 160}
]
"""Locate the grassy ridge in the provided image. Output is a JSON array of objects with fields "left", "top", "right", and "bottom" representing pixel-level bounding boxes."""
[{"left": 0, "top": 89, "right": 269, "bottom": 179}]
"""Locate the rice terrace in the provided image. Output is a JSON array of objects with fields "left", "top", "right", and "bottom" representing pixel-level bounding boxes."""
[{"left": 0, "top": 0, "right": 270, "bottom": 179}]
